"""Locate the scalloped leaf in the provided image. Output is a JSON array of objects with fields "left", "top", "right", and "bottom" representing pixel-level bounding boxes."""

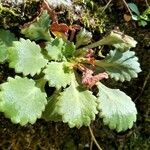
[
  {"left": 57, "top": 79, "right": 98, "bottom": 128},
  {"left": 8, "top": 38, "right": 48, "bottom": 76},
  {"left": 76, "top": 28, "right": 92, "bottom": 48},
  {"left": 21, "top": 10, "right": 51, "bottom": 41},
  {"left": 0, "top": 76, "right": 47, "bottom": 125},
  {"left": 97, "top": 82, "right": 137, "bottom": 132},
  {"left": 45, "top": 38, "right": 75, "bottom": 61},
  {"left": 88, "top": 30, "right": 137, "bottom": 52},
  {"left": 96, "top": 50, "right": 141, "bottom": 82},
  {"left": 43, "top": 62, "right": 73, "bottom": 89},
  {"left": 62, "top": 41, "right": 75, "bottom": 58},
  {"left": 0, "top": 29, "right": 17, "bottom": 63},
  {"left": 45, "top": 38, "right": 64, "bottom": 61}
]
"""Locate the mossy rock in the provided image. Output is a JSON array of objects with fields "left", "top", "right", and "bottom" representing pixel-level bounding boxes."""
[{"left": 0, "top": 0, "right": 42, "bottom": 28}]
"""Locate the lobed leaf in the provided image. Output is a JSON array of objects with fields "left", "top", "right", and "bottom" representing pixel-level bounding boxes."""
[
  {"left": 43, "top": 62, "right": 73, "bottom": 89},
  {"left": 102, "top": 31, "right": 137, "bottom": 52},
  {"left": 0, "top": 29, "right": 17, "bottom": 63},
  {"left": 21, "top": 10, "right": 51, "bottom": 41},
  {"left": 0, "top": 76, "right": 47, "bottom": 125},
  {"left": 97, "top": 82, "right": 137, "bottom": 132},
  {"left": 45, "top": 38, "right": 64, "bottom": 61},
  {"left": 96, "top": 50, "right": 141, "bottom": 82},
  {"left": 45, "top": 38, "right": 76, "bottom": 60},
  {"left": 62, "top": 41, "right": 76, "bottom": 58},
  {"left": 8, "top": 38, "right": 48, "bottom": 76},
  {"left": 58, "top": 79, "right": 98, "bottom": 128},
  {"left": 76, "top": 28, "right": 92, "bottom": 48},
  {"left": 88, "top": 30, "right": 137, "bottom": 52}
]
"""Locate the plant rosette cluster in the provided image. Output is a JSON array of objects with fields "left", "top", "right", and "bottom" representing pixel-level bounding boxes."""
[{"left": 0, "top": 1, "right": 141, "bottom": 132}]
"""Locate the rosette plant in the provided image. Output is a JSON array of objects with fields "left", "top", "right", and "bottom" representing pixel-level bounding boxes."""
[{"left": 0, "top": 0, "right": 141, "bottom": 133}]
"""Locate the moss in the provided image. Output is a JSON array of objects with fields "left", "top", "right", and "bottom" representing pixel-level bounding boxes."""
[
  {"left": 67, "top": 0, "right": 110, "bottom": 34},
  {"left": 0, "top": 0, "right": 42, "bottom": 28}
]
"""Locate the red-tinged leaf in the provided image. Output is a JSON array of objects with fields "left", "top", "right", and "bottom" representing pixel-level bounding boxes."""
[
  {"left": 85, "top": 49, "right": 95, "bottom": 65},
  {"left": 51, "top": 22, "right": 69, "bottom": 34},
  {"left": 51, "top": 22, "right": 69, "bottom": 39},
  {"left": 70, "top": 25, "right": 81, "bottom": 30},
  {"left": 51, "top": 23, "right": 81, "bottom": 39},
  {"left": 82, "top": 71, "right": 108, "bottom": 88},
  {"left": 77, "top": 64, "right": 108, "bottom": 88},
  {"left": 85, "top": 49, "right": 94, "bottom": 58},
  {"left": 52, "top": 31, "right": 68, "bottom": 40}
]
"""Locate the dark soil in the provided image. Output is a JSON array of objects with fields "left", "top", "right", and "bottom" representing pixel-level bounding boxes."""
[{"left": 0, "top": 0, "right": 150, "bottom": 150}]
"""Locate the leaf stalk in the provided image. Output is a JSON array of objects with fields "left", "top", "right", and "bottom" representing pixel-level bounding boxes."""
[{"left": 89, "top": 126, "right": 103, "bottom": 150}]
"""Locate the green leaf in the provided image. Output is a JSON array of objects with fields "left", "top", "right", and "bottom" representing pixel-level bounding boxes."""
[
  {"left": 103, "top": 31, "right": 137, "bottom": 52},
  {"left": 86, "top": 30, "right": 137, "bottom": 52},
  {"left": 45, "top": 38, "right": 75, "bottom": 60},
  {"left": 113, "top": 43, "right": 130, "bottom": 52},
  {"left": 0, "top": 76, "right": 47, "bottom": 125},
  {"left": 58, "top": 79, "right": 98, "bottom": 128},
  {"left": 131, "top": 14, "right": 139, "bottom": 20},
  {"left": 97, "top": 82, "right": 137, "bottom": 132},
  {"left": 141, "top": 7, "right": 150, "bottom": 21},
  {"left": 139, "top": 20, "right": 147, "bottom": 27},
  {"left": 0, "top": 29, "right": 17, "bottom": 63},
  {"left": 96, "top": 50, "right": 141, "bottom": 82},
  {"left": 42, "top": 92, "right": 62, "bottom": 122},
  {"left": 8, "top": 38, "right": 48, "bottom": 76},
  {"left": 76, "top": 28, "right": 92, "bottom": 48},
  {"left": 43, "top": 62, "right": 73, "bottom": 89},
  {"left": 140, "top": 14, "right": 149, "bottom": 21},
  {"left": 142, "top": 7, "right": 150, "bottom": 16},
  {"left": 128, "top": 3, "right": 140, "bottom": 15},
  {"left": 45, "top": 38, "right": 64, "bottom": 61},
  {"left": 21, "top": 10, "right": 51, "bottom": 41},
  {"left": 62, "top": 41, "right": 76, "bottom": 58}
]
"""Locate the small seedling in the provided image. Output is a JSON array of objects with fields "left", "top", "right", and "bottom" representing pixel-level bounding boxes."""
[{"left": 128, "top": 3, "right": 150, "bottom": 26}]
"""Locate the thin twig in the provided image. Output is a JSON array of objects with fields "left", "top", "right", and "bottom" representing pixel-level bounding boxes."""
[
  {"left": 89, "top": 126, "right": 103, "bottom": 150},
  {"left": 42, "top": 0, "right": 58, "bottom": 23},
  {"left": 145, "top": 0, "right": 150, "bottom": 7},
  {"left": 122, "top": 0, "right": 133, "bottom": 16},
  {"left": 102, "top": 0, "right": 112, "bottom": 13},
  {"left": 134, "top": 72, "right": 150, "bottom": 102},
  {"left": 90, "top": 137, "right": 93, "bottom": 150}
]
